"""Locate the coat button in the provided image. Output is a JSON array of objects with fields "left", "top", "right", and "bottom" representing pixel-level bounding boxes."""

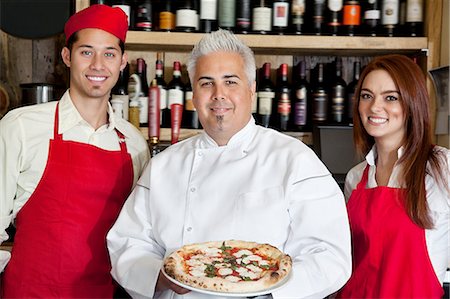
[{"left": 186, "top": 227, "right": 192, "bottom": 232}]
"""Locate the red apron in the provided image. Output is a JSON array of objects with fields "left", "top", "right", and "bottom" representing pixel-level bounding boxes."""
[
  {"left": 337, "top": 166, "right": 443, "bottom": 298},
  {"left": 2, "top": 103, "right": 134, "bottom": 298}
]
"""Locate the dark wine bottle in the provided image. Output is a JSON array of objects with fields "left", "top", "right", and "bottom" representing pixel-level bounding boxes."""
[
  {"left": 111, "top": 62, "right": 130, "bottom": 121},
  {"left": 167, "top": 61, "right": 185, "bottom": 127},
  {"left": 309, "top": 0, "right": 326, "bottom": 35},
  {"left": 154, "top": 53, "right": 168, "bottom": 127},
  {"left": 290, "top": 0, "right": 306, "bottom": 34},
  {"left": 342, "top": 0, "right": 361, "bottom": 36},
  {"left": 272, "top": 0, "right": 290, "bottom": 34},
  {"left": 311, "top": 63, "right": 328, "bottom": 124},
  {"left": 236, "top": 0, "right": 252, "bottom": 33},
  {"left": 329, "top": 57, "right": 347, "bottom": 123},
  {"left": 176, "top": 0, "right": 198, "bottom": 32},
  {"left": 257, "top": 62, "right": 275, "bottom": 128},
  {"left": 327, "top": 0, "right": 343, "bottom": 36},
  {"left": 158, "top": 0, "right": 176, "bottom": 31},
  {"left": 183, "top": 79, "right": 202, "bottom": 129},
  {"left": 218, "top": 0, "right": 236, "bottom": 30},
  {"left": 381, "top": 0, "right": 399, "bottom": 36},
  {"left": 133, "top": 0, "right": 153, "bottom": 31},
  {"left": 362, "top": 0, "right": 381, "bottom": 36},
  {"left": 405, "top": 0, "right": 423, "bottom": 36},
  {"left": 136, "top": 58, "right": 149, "bottom": 127},
  {"left": 274, "top": 63, "right": 291, "bottom": 131},
  {"left": 199, "top": 0, "right": 218, "bottom": 32},
  {"left": 292, "top": 60, "right": 310, "bottom": 131},
  {"left": 252, "top": 0, "right": 272, "bottom": 34},
  {"left": 346, "top": 60, "right": 360, "bottom": 123}
]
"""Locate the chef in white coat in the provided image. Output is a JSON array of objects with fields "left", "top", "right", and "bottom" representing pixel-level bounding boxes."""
[{"left": 107, "top": 29, "right": 352, "bottom": 299}]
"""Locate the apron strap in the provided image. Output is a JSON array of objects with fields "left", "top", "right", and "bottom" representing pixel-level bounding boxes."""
[
  {"left": 53, "top": 102, "right": 62, "bottom": 141},
  {"left": 356, "top": 165, "right": 370, "bottom": 191},
  {"left": 115, "top": 129, "right": 128, "bottom": 154}
]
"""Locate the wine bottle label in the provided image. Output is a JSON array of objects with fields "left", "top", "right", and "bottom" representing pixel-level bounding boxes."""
[
  {"left": 159, "top": 12, "right": 176, "bottom": 30},
  {"left": 364, "top": 9, "right": 381, "bottom": 20},
  {"left": 159, "top": 88, "right": 168, "bottom": 110},
  {"left": 112, "top": 5, "right": 131, "bottom": 26},
  {"left": 200, "top": 0, "right": 217, "bottom": 20},
  {"left": 219, "top": 0, "right": 236, "bottom": 27},
  {"left": 291, "top": 0, "right": 305, "bottom": 25},
  {"left": 168, "top": 89, "right": 184, "bottom": 107},
  {"left": 277, "top": 93, "right": 291, "bottom": 116},
  {"left": 294, "top": 101, "right": 307, "bottom": 126},
  {"left": 328, "top": 0, "right": 343, "bottom": 11},
  {"left": 312, "top": 92, "right": 327, "bottom": 122},
  {"left": 176, "top": 9, "right": 198, "bottom": 28},
  {"left": 138, "top": 96, "right": 149, "bottom": 124},
  {"left": 185, "top": 91, "right": 196, "bottom": 111},
  {"left": 111, "top": 94, "right": 129, "bottom": 121},
  {"left": 382, "top": 0, "right": 399, "bottom": 25},
  {"left": 343, "top": 4, "right": 361, "bottom": 25},
  {"left": 252, "top": 7, "right": 272, "bottom": 31},
  {"left": 273, "top": 2, "right": 289, "bottom": 27},
  {"left": 406, "top": 0, "right": 423, "bottom": 22},
  {"left": 135, "top": 22, "right": 152, "bottom": 30},
  {"left": 111, "top": 98, "right": 124, "bottom": 119},
  {"left": 257, "top": 91, "right": 275, "bottom": 115}
]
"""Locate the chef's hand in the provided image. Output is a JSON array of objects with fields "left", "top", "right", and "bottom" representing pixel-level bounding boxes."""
[{"left": 155, "top": 270, "right": 190, "bottom": 295}]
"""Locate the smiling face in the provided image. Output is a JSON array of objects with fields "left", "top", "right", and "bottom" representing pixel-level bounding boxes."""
[
  {"left": 192, "top": 51, "right": 256, "bottom": 145},
  {"left": 61, "top": 28, "right": 127, "bottom": 104},
  {"left": 358, "top": 69, "right": 406, "bottom": 146}
]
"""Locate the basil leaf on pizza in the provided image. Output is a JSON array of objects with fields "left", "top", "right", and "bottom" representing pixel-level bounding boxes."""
[{"left": 163, "top": 240, "right": 292, "bottom": 293}]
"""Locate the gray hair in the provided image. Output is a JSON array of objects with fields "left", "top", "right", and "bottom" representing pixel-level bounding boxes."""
[{"left": 187, "top": 29, "right": 256, "bottom": 87}]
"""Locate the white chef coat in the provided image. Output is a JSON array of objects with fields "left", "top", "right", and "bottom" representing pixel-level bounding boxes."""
[
  {"left": 0, "top": 90, "right": 150, "bottom": 272},
  {"left": 107, "top": 118, "right": 352, "bottom": 299},
  {"left": 344, "top": 145, "right": 450, "bottom": 285}
]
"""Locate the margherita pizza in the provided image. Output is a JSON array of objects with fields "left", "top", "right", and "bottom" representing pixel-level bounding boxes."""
[{"left": 163, "top": 240, "right": 292, "bottom": 293}]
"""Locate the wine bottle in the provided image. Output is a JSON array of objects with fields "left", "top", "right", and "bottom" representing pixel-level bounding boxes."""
[
  {"left": 292, "top": 60, "right": 310, "bottom": 131},
  {"left": 111, "top": 0, "right": 132, "bottom": 28},
  {"left": 176, "top": 0, "right": 198, "bottom": 32},
  {"left": 136, "top": 58, "right": 149, "bottom": 127},
  {"left": 290, "top": 0, "right": 306, "bottom": 34},
  {"left": 257, "top": 63, "right": 275, "bottom": 128},
  {"left": 381, "top": 0, "right": 399, "bottom": 36},
  {"left": 275, "top": 63, "right": 291, "bottom": 131},
  {"left": 236, "top": 0, "right": 252, "bottom": 33},
  {"left": 158, "top": 0, "right": 176, "bottom": 31},
  {"left": 111, "top": 62, "right": 130, "bottom": 120},
  {"left": 133, "top": 0, "right": 153, "bottom": 31},
  {"left": 346, "top": 60, "right": 360, "bottom": 123},
  {"left": 167, "top": 61, "right": 185, "bottom": 127},
  {"left": 183, "top": 79, "right": 202, "bottom": 129},
  {"left": 310, "top": 0, "right": 326, "bottom": 35},
  {"left": 272, "top": 0, "right": 290, "bottom": 34},
  {"left": 252, "top": 0, "right": 272, "bottom": 34},
  {"left": 154, "top": 53, "right": 169, "bottom": 127},
  {"left": 311, "top": 63, "right": 328, "bottom": 124},
  {"left": 342, "top": 0, "right": 361, "bottom": 36},
  {"left": 329, "top": 57, "right": 347, "bottom": 123},
  {"left": 148, "top": 79, "right": 161, "bottom": 156},
  {"left": 218, "top": 0, "right": 236, "bottom": 30},
  {"left": 199, "top": 0, "right": 218, "bottom": 32},
  {"left": 405, "top": 0, "right": 423, "bottom": 36},
  {"left": 362, "top": 0, "right": 381, "bottom": 36},
  {"left": 326, "top": 0, "right": 343, "bottom": 36}
]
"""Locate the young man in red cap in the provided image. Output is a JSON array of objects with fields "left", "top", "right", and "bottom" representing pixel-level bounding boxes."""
[{"left": 0, "top": 4, "right": 150, "bottom": 297}]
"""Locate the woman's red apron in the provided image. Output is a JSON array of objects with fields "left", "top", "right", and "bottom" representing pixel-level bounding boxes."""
[
  {"left": 2, "top": 103, "right": 134, "bottom": 298},
  {"left": 337, "top": 166, "right": 443, "bottom": 298}
]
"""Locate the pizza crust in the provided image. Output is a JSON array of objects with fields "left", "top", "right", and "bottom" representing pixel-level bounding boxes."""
[{"left": 163, "top": 240, "right": 292, "bottom": 293}]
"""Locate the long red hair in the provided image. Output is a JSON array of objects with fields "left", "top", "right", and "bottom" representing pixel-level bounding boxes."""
[{"left": 352, "top": 54, "right": 448, "bottom": 229}]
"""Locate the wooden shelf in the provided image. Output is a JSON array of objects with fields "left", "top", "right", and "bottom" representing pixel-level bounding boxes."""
[
  {"left": 139, "top": 127, "right": 313, "bottom": 146},
  {"left": 125, "top": 31, "right": 428, "bottom": 56}
]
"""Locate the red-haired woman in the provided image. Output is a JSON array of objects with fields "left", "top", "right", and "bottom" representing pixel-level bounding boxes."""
[{"left": 337, "top": 54, "right": 449, "bottom": 298}]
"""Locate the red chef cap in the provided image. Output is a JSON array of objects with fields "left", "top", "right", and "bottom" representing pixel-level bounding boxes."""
[{"left": 64, "top": 4, "right": 128, "bottom": 44}]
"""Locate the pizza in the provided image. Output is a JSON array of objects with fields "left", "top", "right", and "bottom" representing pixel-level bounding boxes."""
[{"left": 163, "top": 240, "right": 292, "bottom": 293}]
